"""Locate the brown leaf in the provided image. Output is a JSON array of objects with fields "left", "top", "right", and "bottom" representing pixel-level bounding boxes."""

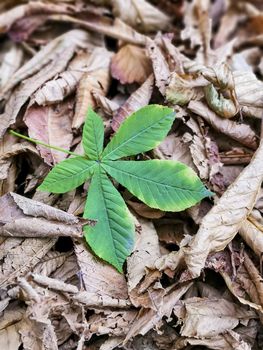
[
  {"left": 24, "top": 99, "right": 74, "bottom": 165},
  {"left": 111, "top": 0, "right": 170, "bottom": 32},
  {"left": 111, "top": 44, "right": 152, "bottom": 84},
  {"left": 183, "top": 139, "right": 263, "bottom": 277},
  {"left": 188, "top": 101, "right": 258, "bottom": 150},
  {"left": 0, "top": 42, "right": 23, "bottom": 88},
  {"left": 111, "top": 74, "right": 154, "bottom": 131}
]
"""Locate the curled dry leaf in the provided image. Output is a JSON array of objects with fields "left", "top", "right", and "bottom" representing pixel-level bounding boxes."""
[
  {"left": 33, "top": 251, "right": 71, "bottom": 276},
  {"left": 239, "top": 216, "right": 263, "bottom": 258},
  {"left": 24, "top": 99, "right": 74, "bottom": 165},
  {"left": 111, "top": 44, "right": 152, "bottom": 84},
  {"left": 32, "top": 273, "right": 78, "bottom": 294},
  {"left": 72, "top": 48, "right": 112, "bottom": 129},
  {"left": 74, "top": 291, "right": 131, "bottom": 309},
  {"left": 146, "top": 39, "right": 170, "bottom": 96},
  {"left": 0, "top": 42, "right": 23, "bottom": 88},
  {"left": 188, "top": 101, "right": 257, "bottom": 150},
  {"left": 32, "top": 52, "right": 92, "bottom": 106},
  {"left": 111, "top": 0, "right": 170, "bottom": 32},
  {"left": 234, "top": 70, "right": 263, "bottom": 108},
  {"left": 178, "top": 297, "right": 256, "bottom": 338},
  {"left": 112, "top": 74, "right": 154, "bottom": 131},
  {"left": 183, "top": 139, "right": 263, "bottom": 278}
]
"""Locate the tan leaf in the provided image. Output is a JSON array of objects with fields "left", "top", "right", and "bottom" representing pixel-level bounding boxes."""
[
  {"left": 73, "top": 291, "right": 131, "bottom": 309},
  {"left": 33, "top": 251, "right": 71, "bottom": 276},
  {"left": 0, "top": 192, "right": 87, "bottom": 238},
  {"left": 178, "top": 297, "right": 256, "bottom": 338},
  {"left": 111, "top": 0, "right": 170, "bottom": 32},
  {"left": 111, "top": 74, "right": 154, "bottom": 131},
  {"left": 239, "top": 214, "right": 263, "bottom": 258},
  {"left": 234, "top": 70, "right": 263, "bottom": 108},
  {"left": 0, "top": 322, "right": 21, "bottom": 350},
  {"left": 126, "top": 200, "right": 165, "bottom": 219},
  {"left": 24, "top": 99, "right": 74, "bottom": 165},
  {"left": 32, "top": 274, "right": 78, "bottom": 294},
  {"left": 32, "top": 66, "right": 84, "bottom": 106},
  {"left": 74, "top": 240, "right": 129, "bottom": 301},
  {"left": 183, "top": 140, "right": 263, "bottom": 277},
  {"left": 72, "top": 48, "right": 112, "bottom": 129},
  {"left": 188, "top": 101, "right": 257, "bottom": 150},
  {"left": 0, "top": 30, "right": 90, "bottom": 136},
  {"left": 146, "top": 39, "right": 170, "bottom": 96},
  {"left": 111, "top": 44, "right": 152, "bottom": 84},
  {"left": 0, "top": 42, "right": 23, "bottom": 88}
]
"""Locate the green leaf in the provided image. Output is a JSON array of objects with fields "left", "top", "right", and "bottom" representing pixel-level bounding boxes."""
[
  {"left": 82, "top": 107, "right": 104, "bottom": 159},
  {"left": 102, "top": 105, "right": 175, "bottom": 160},
  {"left": 83, "top": 166, "right": 134, "bottom": 272},
  {"left": 102, "top": 160, "right": 213, "bottom": 211},
  {"left": 39, "top": 157, "right": 98, "bottom": 193}
]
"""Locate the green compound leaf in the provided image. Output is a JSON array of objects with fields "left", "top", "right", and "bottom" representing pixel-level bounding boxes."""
[
  {"left": 39, "top": 157, "right": 98, "bottom": 193},
  {"left": 82, "top": 107, "right": 104, "bottom": 159},
  {"left": 102, "top": 160, "right": 213, "bottom": 212},
  {"left": 83, "top": 166, "right": 135, "bottom": 272},
  {"left": 102, "top": 105, "right": 175, "bottom": 160}
]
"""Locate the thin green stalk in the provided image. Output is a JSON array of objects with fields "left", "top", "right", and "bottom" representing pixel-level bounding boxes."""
[{"left": 9, "top": 130, "right": 83, "bottom": 158}]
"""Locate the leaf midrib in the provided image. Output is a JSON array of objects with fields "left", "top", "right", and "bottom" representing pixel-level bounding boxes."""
[{"left": 102, "top": 112, "right": 174, "bottom": 159}]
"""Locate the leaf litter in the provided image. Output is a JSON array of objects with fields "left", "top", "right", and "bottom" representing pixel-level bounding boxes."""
[{"left": 1, "top": 0, "right": 263, "bottom": 349}]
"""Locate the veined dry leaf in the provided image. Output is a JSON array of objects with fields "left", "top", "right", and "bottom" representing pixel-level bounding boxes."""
[
  {"left": 234, "top": 70, "right": 263, "bottom": 108},
  {"left": 50, "top": 15, "right": 147, "bottom": 46},
  {"left": 178, "top": 297, "right": 256, "bottom": 338},
  {"left": 0, "top": 30, "right": 90, "bottom": 137},
  {"left": 188, "top": 101, "right": 257, "bottom": 150},
  {"left": 33, "top": 251, "right": 71, "bottom": 276},
  {"left": 183, "top": 139, "right": 263, "bottom": 278},
  {"left": 126, "top": 219, "right": 162, "bottom": 308},
  {"left": 111, "top": 74, "right": 154, "bottom": 131},
  {"left": 0, "top": 42, "right": 23, "bottom": 88},
  {"left": 239, "top": 215, "right": 263, "bottom": 258},
  {"left": 32, "top": 52, "right": 92, "bottom": 106},
  {"left": 72, "top": 48, "right": 112, "bottom": 129},
  {"left": 165, "top": 71, "right": 203, "bottom": 105},
  {"left": 92, "top": 93, "right": 120, "bottom": 116},
  {"left": 51, "top": 254, "right": 78, "bottom": 284},
  {"left": 126, "top": 200, "right": 165, "bottom": 219},
  {"left": 74, "top": 240, "right": 129, "bottom": 301},
  {"left": 1, "top": 29, "right": 89, "bottom": 96},
  {"left": 111, "top": 44, "right": 152, "bottom": 84},
  {"left": 0, "top": 1, "right": 73, "bottom": 33},
  {"left": 146, "top": 39, "right": 170, "bottom": 96},
  {"left": 0, "top": 320, "right": 22, "bottom": 350},
  {"left": 24, "top": 99, "right": 74, "bottom": 165},
  {"left": 111, "top": 0, "right": 170, "bottom": 32},
  {"left": 124, "top": 282, "right": 193, "bottom": 341},
  {"left": 243, "top": 252, "right": 263, "bottom": 307}
]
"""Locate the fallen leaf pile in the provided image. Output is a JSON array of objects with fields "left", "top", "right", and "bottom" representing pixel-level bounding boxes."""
[{"left": 1, "top": 0, "right": 263, "bottom": 349}]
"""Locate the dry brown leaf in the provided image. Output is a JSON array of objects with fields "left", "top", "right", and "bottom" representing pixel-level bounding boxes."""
[
  {"left": 32, "top": 273, "right": 78, "bottom": 294},
  {"left": 74, "top": 240, "right": 129, "bottom": 301},
  {"left": 126, "top": 219, "right": 162, "bottom": 308},
  {"left": 124, "top": 282, "right": 193, "bottom": 342},
  {"left": 0, "top": 321, "right": 22, "bottom": 350},
  {"left": 32, "top": 52, "right": 92, "bottom": 106},
  {"left": 111, "top": 74, "right": 154, "bottom": 131},
  {"left": 126, "top": 200, "right": 165, "bottom": 219},
  {"left": 111, "top": 0, "right": 170, "bottom": 32},
  {"left": 72, "top": 48, "right": 112, "bottom": 129},
  {"left": 0, "top": 42, "right": 23, "bottom": 88},
  {"left": 178, "top": 297, "right": 256, "bottom": 338},
  {"left": 183, "top": 139, "right": 263, "bottom": 278},
  {"left": 73, "top": 291, "right": 131, "bottom": 309},
  {"left": 0, "top": 192, "right": 88, "bottom": 239},
  {"left": 0, "top": 1, "right": 73, "bottom": 33},
  {"left": 234, "top": 70, "right": 263, "bottom": 108},
  {"left": 111, "top": 44, "right": 152, "bottom": 84},
  {"left": 24, "top": 99, "right": 74, "bottom": 165},
  {"left": 146, "top": 39, "right": 170, "bottom": 96},
  {"left": 239, "top": 215, "right": 263, "bottom": 258},
  {"left": 188, "top": 100, "right": 257, "bottom": 150},
  {"left": 33, "top": 251, "right": 71, "bottom": 276}
]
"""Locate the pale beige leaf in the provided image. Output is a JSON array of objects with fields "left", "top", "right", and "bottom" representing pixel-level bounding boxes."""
[
  {"left": 0, "top": 323, "right": 21, "bottom": 350},
  {"left": 33, "top": 251, "right": 70, "bottom": 276},
  {"left": 243, "top": 252, "right": 263, "bottom": 307},
  {"left": 24, "top": 99, "right": 74, "bottom": 165},
  {"left": 72, "top": 48, "right": 112, "bottom": 129},
  {"left": 239, "top": 216, "right": 263, "bottom": 258},
  {"left": 179, "top": 297, "right": 256, "bottom": 338},
  {"left": 146, "top": 39, "right": 170, "bottom": 95},
  {"left": 124, "top": 282, "right": 193, "bottom": 341},
  {"left": 0, "top": 42, "right": 23, "bottom": 88},
  {"left": 111, "top": 44, "right": 152, "bottom": 84},
  {"left": 111, "top": 0, "right": 170, "bottom": 32},
  {"left": 112, "top": 74, "right": 154, "bottom": 131},
  {"left": 188, "top": 100, "right": 257, "bottom": 150},
  {"left": 73, "top": 291, "right": 131, "bottom": 309},
  {"left": 183, "top": 140, "right": 263, "bottom": 277},
  {"left": 32, "top": 274, "right": 78, "bottom": 294},
  {"left": 234, "top": 70, "right": 263, "bottom": 108},
  {"left": 166, "top": 71, "right": 203, "bottom": 105},
  {"left": 74, "top": 240, "right": 129, "bottom": 300}
]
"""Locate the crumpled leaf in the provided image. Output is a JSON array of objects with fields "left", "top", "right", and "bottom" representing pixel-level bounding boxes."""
[
  {"left": 111, "top": 44, "right": 152, "bottom": 84},
  {"left": 111, "top": 0, "right": 170, "bottom": 32},
  {"left": 188, "top": 101, "right": 257, "bottom": 150},
  {"left": 24, "top": 99, "right": 74, "bottom": 165},
  {"left": 111, "top": 74, "right": 154, "bottom": 131},
  {"left": 234, "top": 70, "right": 263, "bottom": 108},
  {"left": 183, "top": 139, "right": 263, "bottom": 277}
]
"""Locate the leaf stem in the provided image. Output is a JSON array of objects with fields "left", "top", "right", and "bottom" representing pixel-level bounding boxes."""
[{"left": 9, "top": 130, "right": 83, "bottom": 158}]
